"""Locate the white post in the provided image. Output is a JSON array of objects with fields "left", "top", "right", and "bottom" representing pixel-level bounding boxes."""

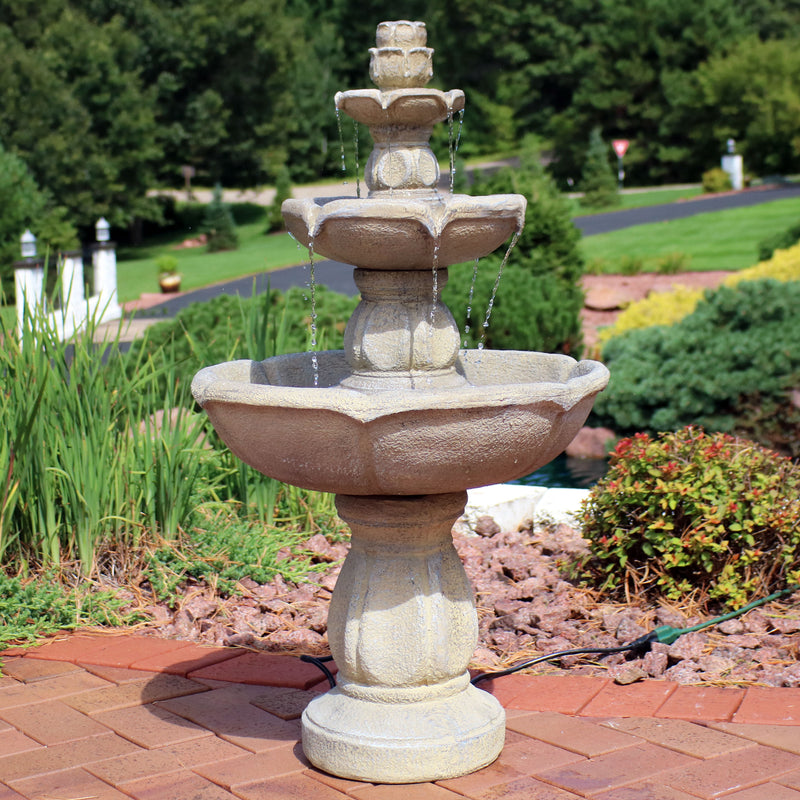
[
  {"left": 91, "top": 218, "right": 121, "bottom": 324},
  {"left": 721, "top": 139, "right": 743, "bottom": 191},
  {"left": 58, "top": 250, "right": 87, "bottom": 339},
  {"left": 14, "top": 230, "right": 44, "bottom": 340}
]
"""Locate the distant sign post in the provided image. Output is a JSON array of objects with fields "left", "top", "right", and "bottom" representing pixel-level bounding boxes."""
[{"left": 612, "top": 139, "right": 630, "bottom": 189}]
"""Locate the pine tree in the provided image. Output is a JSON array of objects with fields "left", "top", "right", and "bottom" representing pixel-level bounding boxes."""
[
  {"left": 580, "top": 128, "right": 619, "bottom": 209},
  {"left": 204, "top": 184, "right": 239, "bottom": 252}
]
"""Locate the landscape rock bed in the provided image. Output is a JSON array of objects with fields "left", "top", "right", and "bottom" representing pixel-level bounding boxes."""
[{"left": 141, "top": 517, "right": 800, "bottom": 688}]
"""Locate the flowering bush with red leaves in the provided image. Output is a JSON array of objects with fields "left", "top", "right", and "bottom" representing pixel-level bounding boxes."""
[{"left": 579, "top": 426, "right": 800, "bottom": 609}]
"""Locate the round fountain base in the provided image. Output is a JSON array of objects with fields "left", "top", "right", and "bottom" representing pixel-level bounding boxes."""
[{"left": 302, "top": 678, "right": 505, "bottom": 783}]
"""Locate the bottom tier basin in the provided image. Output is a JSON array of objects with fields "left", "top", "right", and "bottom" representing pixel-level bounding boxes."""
[{"left": 191, "top": 349, "right": 610, "bottom": 496}]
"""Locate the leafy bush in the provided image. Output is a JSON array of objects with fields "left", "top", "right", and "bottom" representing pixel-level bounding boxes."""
[
  {"left": 757, "top": 220, "right": 800, "bottom": 261},
  {"left": 265, "top": 165, "right": 292, "bottom": 233},
  {"left": 702, "top": 166, "right": 733, "bottom": 193},
  {"left": 594, "top": 280, "right": 800, "bottom": 438},
  {"left": 444, "top": 137, "right": 585, "bottom": 355},
  {"left": 656, "top": 252, "right": 691, "bottom": 274},
  {"left": 579, "top": 428, "right": 800, "bottom": 609}
]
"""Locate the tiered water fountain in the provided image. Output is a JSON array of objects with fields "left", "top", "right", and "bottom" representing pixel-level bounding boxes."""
[{"left": 192, "top": 21, "right": 609, "bottom": 784}]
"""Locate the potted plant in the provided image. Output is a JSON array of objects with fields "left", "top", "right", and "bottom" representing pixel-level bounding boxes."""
[{"left": 156, "top": 255, "right": 182, "bottom": 293}]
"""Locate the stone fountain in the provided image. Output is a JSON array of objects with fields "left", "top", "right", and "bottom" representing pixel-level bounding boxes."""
[{"left": 192, "top": 20, "right": 609, "bottom": 784}]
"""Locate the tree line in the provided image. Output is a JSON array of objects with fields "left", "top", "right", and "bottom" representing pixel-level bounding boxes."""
[{"left": 1, "top": 0, "right": 799, "bottom": 256}]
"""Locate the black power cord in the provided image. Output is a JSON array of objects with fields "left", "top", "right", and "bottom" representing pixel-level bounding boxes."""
[{"left": 297, "top": 585, "right": 799, "bottom": 689}]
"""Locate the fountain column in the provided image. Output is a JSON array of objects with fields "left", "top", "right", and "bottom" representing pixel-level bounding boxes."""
[{"left": 302, "top": 492, "right": 505, "bottom": 783}]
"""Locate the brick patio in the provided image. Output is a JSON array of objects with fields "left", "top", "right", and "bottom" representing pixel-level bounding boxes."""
[{"left": 1, "top": 633, "right": 798, "bottom": 799}]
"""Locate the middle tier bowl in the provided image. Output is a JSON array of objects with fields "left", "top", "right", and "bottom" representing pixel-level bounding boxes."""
[
  {"left": 192, "top": 350, "right": 610, "bottom": 496},
  {"left": 282, "top": 194, "right": 526, "bottom": 270}
]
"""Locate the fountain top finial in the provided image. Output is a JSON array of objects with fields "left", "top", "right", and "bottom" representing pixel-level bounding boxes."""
[{"left": 370, "top": 20, "right": 433, "bottom": 89}]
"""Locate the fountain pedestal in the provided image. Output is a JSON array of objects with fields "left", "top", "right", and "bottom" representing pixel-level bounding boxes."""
[{"left": 302, "top": 492, "right": 505, "bottom": 783}]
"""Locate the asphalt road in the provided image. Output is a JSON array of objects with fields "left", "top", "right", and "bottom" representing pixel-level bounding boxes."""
[{"left": 137, "top": 183, "right": 800, "bottom": 317}]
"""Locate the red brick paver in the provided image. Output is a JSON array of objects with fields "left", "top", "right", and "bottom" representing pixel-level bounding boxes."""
[{"left": 1, "top": 632, "right": 799, "bottom": 800}]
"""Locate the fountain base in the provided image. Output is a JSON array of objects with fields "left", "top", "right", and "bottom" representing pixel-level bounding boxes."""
[
  {"left": 301, "top": 492, "right": 504, "bottom": 783},
  {"left": 302, "top": 678, "right": 504, "bottom": 783}
]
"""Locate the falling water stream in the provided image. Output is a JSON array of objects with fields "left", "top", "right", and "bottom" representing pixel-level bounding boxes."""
[
  {"left": 478, "top": 231, "right": 521, "bottom": 350},
  {"left": 447, "top": 108, "right": 465, "bottom": 194},
  {"left": 307, "top": 238, "right": 320, "bottom": 387},
  {"left": 463, "top": 258, "right": 480, "bottom": 346}
]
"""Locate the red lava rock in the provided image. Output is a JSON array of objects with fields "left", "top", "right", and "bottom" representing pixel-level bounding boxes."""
[
  {"left": 475, "top": 515, "right": 502, "bottom": 536},
  {"left": 643, "top": 650, "right": 668, "bottom": 677}
]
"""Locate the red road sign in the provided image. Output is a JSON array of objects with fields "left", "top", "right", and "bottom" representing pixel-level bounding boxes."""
[{"left": 612, "top": 139, "right": 630, "bottom": 158}]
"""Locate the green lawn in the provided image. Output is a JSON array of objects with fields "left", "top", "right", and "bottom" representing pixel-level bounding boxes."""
[
  {"left": 569, "top": 186, "right": 702, "bottom": 216},
  {"left": 581, "top": 196, "right": 800, "bottom": 273},
  {"left": 116, "top": 219, "right": 304, "bottom": 303}
]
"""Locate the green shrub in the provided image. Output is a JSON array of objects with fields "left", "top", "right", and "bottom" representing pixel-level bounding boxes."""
[
  {"left": 702, "top": 166, "right": 733, "bottom": 193},
  {"left": 656, "top": 252, "right": 691, "bottom": 274},
  {"left": 757, "top": 220, "right": 800, "bottom": 261},
  {"left": 444, "top": 136, "right": 585, "bottom": 356},
  {"left": 579, "top": 427, "right": 800, "bottom": 609},
  {"left": 579, "top": 127, "right": 619, "bottom": 210},
  {"left": 265, "top": 165, "right": 292, "bottom": 233},
  {"left": 594, "top": 280, "right": 800, "bottom": 444},
  {"left": 204, "top": 184, "right": 239, "bottom": 252}
]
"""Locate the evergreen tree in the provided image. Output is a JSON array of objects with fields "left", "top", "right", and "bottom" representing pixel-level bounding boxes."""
[
  {"left": 579, "top": 127, "right": 619, "bottom": 208},
  {"left": 265, "top": 165, "right": 292, "bottom": 233},
  {"left": 204, "top": 185, "right": 239, "bottom": 252}
]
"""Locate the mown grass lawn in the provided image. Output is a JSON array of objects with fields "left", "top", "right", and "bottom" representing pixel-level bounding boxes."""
[{"left": 581, "top": 196, "right": 800, "bottom": 273}]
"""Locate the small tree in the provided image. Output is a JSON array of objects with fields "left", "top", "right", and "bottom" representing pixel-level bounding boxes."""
[
  {"left": 579, "top": 128, "right": 619, "bottom": 209},
  {"left": 265, "top": 165, "right": 292, "bottom": 234},
  {"left": 204, "top": 184, "right": 238, "bottom": 252}
]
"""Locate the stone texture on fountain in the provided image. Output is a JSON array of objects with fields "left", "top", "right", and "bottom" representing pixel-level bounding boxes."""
[{"left": 192, "top": 19, "right": 609, "bottom": 785}]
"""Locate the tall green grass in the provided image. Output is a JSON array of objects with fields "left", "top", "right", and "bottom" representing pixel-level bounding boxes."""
[{"left": 0, "top": 287, "right": 342, "bottom": 580}]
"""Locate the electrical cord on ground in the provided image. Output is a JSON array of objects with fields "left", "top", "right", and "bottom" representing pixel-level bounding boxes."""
[
  {"left": 296, "top": 585, "right": 798, "bottom": 688},
  {"left": 470, "top": 584, "right": 799, "bottom": 685}
]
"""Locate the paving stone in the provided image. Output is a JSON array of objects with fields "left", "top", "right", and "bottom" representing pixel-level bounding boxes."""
[
  {"left": 188, "top": 651, "right": 335, "bottom": 690},
  {"left": 655, "top": 685, "right": 745, "bottom": 722},
  {"left": 85, "top": 747, "right": 184, "bottom": 786},
  {"left": 79, "top": 663, "right": 156, "bottom": 684},
  {"left": 130, "top": 643, "right": 242, "bottom": 676},
  {"left": 9, "top": 767, "right": 132, "bottom": 799},
  {"left": 661, "top": 744, "right": 800, "bottom": 798},
  {"left": 592, "top": 781, "right": 700, "bottom": 799},
  {"left": 159, "top": 735, "right": 250, "bottom": 768},
  {"left": 734, "top": 687, "right": 800, "bottom": 725},
  {"left": 722, "top": 783, "right": 800, "bottom": 799},
  {"left": 0, "top": 698, "right": 109, "bottom": 745},
  {"left": 248, "top": 687, "right": 318, "bottom": 720},
  {"left": 159, "top": 687, "right": 301, "bottom": 753},
  {"left": 390, "top": 777, "right": 581, "bottom": 799},
  {"left": 0, "top": 733, "right": 138, "bottom": 781},
  {"left": 63, "top": 672, "right": 208, "bottom": 714},
  {"left": 506, "top": 711, "right": 639, "bottom": 757},
  {"left": 304, "top": 767, "right": 374, "bottom": 795},
  {"left": 72, "top": 635, "right": 197, "bottom": 669},
  {"left": 0, "top": 658, "right": 82, "bottom": 683},
  {"left": 0, "top": 784, "right": 27, "bottom": 799},
  {"left": 603, "top": 717, "right": 753, "bottom": 758},
  {"left": 349, "top": 783, "right": 468, "bottom": 799},
  {"left": 536, "top": 743, "right": 694, "bottom": 797},
  {"left": 0, "top": 670, "right": 111, "bottom": 709},
  {"left": 23, "top": 634, "right": 120, "bottom": 664},
  {"left": 0, "top": 728, "right": 43, "bottom": 757},
  {"left": 123, "top": 769, "right": 239, "bottom": 799},
  {"left": 709, "top": 722, "right": 800, "bottom": 755},
  {"left": 92, "top": 703, "right": 212, "bottom": 748},
  {"left": 194, "top": 742, "right": 310, "bottom": 788},
  {"left": 236, "top": 772, "right": 353, "bottom": 800},
  {"left": 578, "top": 680, "right": 678, "bottom": 718},
  {"left": 490, "top": 675, "right": 610, "bottom": 714},
  {"left": 778, "top": 768, "right": 800, "bottom": 790}
]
